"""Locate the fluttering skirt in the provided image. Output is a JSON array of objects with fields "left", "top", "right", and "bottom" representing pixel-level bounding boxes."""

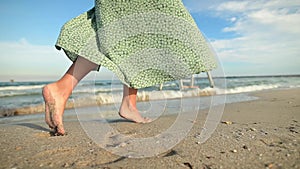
[{"left": 55, "top": 0, "right": 217, "bottom": 89}]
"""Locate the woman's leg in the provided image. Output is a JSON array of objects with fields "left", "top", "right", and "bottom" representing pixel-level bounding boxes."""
[
  {"left": 42, "top": 56, "right": 98, "bottom": 135},
  {"left": 119, "top": 85, "right": 151, "bottom": 123}
]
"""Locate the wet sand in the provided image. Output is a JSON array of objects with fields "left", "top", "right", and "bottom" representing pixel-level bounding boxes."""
[{"left": 0, "top": 89, "right": 299, "bottom": 169}]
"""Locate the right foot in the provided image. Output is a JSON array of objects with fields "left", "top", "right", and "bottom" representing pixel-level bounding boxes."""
[
  {"left": 119, "top": 102, "right": 151, "bottom": 123},
  {"left": 42, "top": 84, "right": 67, "bottom": 135}
]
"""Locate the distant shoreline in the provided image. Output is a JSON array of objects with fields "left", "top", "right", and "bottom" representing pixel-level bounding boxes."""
[
  {"left": 219, "top": 74, "right": 300, "bottom": 79},
  {"left": 1, "top": 74, "right": 300, "bottom": 83}
]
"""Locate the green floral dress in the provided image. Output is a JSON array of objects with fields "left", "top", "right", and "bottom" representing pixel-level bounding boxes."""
[{"left": 55, "top": 0, "right": 217, "bottom": 89}]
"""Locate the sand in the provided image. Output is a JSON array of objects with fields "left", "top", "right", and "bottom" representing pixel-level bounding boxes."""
[{"left": 0, "top": 88, "right": 299, "bottom": 169}]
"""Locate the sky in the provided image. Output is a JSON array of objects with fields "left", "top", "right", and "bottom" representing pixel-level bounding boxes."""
[{"left": 0, "top": 0, "right": 299, "bottom": 82}]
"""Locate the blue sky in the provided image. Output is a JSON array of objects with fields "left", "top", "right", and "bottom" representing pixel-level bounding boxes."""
[{"left": 0, "top": 0, "right": 299, "bottom": 81}]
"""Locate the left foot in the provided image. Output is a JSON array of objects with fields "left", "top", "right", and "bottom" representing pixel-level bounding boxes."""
[{"left": 42, "top": 84, "right": 67, "bottom": 135}]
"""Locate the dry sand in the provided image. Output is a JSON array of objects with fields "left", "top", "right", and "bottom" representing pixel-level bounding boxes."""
[{"left": 0, "top": 89, "right": 299, "bottom": 169}]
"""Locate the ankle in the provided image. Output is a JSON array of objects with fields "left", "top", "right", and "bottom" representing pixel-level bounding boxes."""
[
  {"left": 47, "top": 83, "right": 71, "bottom": 101},
  {"left": 121, "top": 98, "right": 137, "bottom": 112}
]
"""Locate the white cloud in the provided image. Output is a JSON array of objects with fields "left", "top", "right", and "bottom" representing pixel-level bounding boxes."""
[
  {"left": 0, "top": 39, "right": 71, "bottom": 81},
  {"left": 230, "top": 17, "right": 237, "bottom": 22},
  {"left": 182, "top": 0, "right": 226, "bottom": 13},
  {"left": 203, "top": 0, "right": 300, "bottom": 75},
  {"left": 216, "top": 0, "right": 300, "bottom": 13},
  {"left": 248, "top": 9, "right": 300, "bottom": 34},
  {"left": 216, "top": 1, "right": 249, "bottom": 12},
  {"left": 0, "top": 39, "right": 114, "bottom": 81}
]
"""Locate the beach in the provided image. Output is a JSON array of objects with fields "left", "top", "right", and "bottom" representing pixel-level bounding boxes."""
[{"left": 0, "top": 88, "right": 299, "bottom": 169}]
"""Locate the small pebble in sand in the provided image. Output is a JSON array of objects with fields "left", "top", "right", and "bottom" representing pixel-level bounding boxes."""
[
  {"left": 119, "top": 142, "right": 127, "bottom": 147},
  {"left": 221, "top": 121, "right": 233, "bottom": 125},
  {"left": 63, "top": 163, "right": 70, "bottom": 168},
  {"left": 237, "top": 132, "right": 244, "bottom": 136},
  {"left": 194, "top": 134, "right": 201, "bottom": 139},
  {"left": 259, "top": 130, "right": 268, "bottom": 135},
  {"left": 189, "top": 120, "right": 197, "bottom": 123},
  {"left": 231, "top": 149, "right": 238, "bottom": 153},
  {"left": 265, "top": 163, "right": 274, "bottom": 169},
  {"left": 183, "top": 162, "right": 193, "bottom": 169},
  {"left": 242, "top": 145, "right": 249, "bottom": 150},
  {"left": 15, "top": 146, "right": 22, "bottom": 151}
]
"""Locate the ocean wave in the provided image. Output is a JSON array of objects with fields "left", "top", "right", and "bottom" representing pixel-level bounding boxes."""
[
  {"left": 0, "top": 89, "right": 209, "bottom": 117},
  {"left": 0, "top": 91, "right": 42, "bottom": 98},
  {"left": 0, "top": 86, "right": 124, "bottom": 98},
  {"left": 73, "top": 87, "right": 123, "bottom": 94},
  {"left": 0, "top": 85, "right": 44, "bottom": 91},
  {"left": 72, "top": 88, "right": 217, "bottom": 106},
  {"left": 0, "top": 92, "right": 28, "bottom": 98},
  {"left": 216, "top": 84, "right": 280, "bottom": 94},
  {"left": 289, "top": 85, "right": 300, "bottom": 88}
]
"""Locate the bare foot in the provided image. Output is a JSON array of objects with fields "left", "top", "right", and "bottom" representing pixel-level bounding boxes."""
[
  {"left": 119, "top": 102, "right": 151, "bottom": 123},
  {"left": 42, "top": 84, "right": 67, "bottom": 136}
]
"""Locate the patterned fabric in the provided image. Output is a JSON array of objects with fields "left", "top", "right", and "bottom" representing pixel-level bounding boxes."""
[{"left": 55, "top": 0, "right": 217, "bottom": 89}]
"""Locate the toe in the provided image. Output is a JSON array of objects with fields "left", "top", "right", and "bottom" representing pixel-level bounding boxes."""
[
  {"left": 54, "top": 124, "right": 65, "bottom": 136},
  {"left": 52, "top": 114, "right": 65, "bottom": 135}
]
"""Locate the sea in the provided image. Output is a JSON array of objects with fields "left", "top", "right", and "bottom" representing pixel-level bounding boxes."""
[{"left": 0, "top": 75, "right": 299, "bottom": 118}]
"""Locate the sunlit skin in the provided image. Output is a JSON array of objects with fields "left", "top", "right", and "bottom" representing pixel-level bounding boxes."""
[{"left": 42, "top": 56, "right": 151, "bottom": 136}]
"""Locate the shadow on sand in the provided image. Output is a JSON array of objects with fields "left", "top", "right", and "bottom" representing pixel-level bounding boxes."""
[{"left": 15, "top": 123, "right": 50, "bottom": 132}]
